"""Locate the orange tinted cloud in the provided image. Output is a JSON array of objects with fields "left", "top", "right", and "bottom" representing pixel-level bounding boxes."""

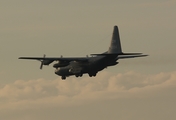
[{"left": 0, "top": 71, "right": 176, "bottom": 110}]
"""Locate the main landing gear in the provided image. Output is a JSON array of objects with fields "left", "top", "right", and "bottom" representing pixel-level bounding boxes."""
[
  {"left": 61, "top": 74, "right": 83, "bottom": 80},
  {"left": 61, "top": 73, "right": 96, "bottom": 80},
  {"left": 61, "top": 76, "right": 66, "bottom": 80},
  {"left": 75, "top": 74, "right": 83, "bottom": 77},
  {"left": 88, "top": 72, "right": 97, "bottom": 77}
]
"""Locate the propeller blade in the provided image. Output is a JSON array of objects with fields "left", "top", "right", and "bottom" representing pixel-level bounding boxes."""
[
  {"left": 40, "top": 61, "right": 44, "bottom": 69},
  {"left": 40, "top": 54, "right": 46, "bottom": 70}
]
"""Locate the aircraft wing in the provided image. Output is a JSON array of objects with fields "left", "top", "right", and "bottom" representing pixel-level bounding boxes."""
[
  {"left": 18, "top": 57, "right": 89, "bottom": 62},
  {"left": 117, "top": 55, "right": 148, "bottom": 59},
  {"left": 19, "top": 56, "right": 89, "bottom": 69}
]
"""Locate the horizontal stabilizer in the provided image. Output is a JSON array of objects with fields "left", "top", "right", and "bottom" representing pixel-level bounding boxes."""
[
  {"left": 118, "top": 53, "right": 142, "bottom": 55},
  {"left": 91, "top": 52, "right": 142, "bottom": 56},
  {"left": 118, "top": 55, "right": 148, "bottom": 59}
]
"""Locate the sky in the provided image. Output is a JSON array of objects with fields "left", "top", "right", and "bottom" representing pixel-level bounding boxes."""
[{"left": 0, "top": 0, "right": 176, "bottom": 120}]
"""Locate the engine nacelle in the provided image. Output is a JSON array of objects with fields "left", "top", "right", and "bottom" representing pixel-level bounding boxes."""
[
  {"left": 43, "top": 60, "right": 54, "bottom": 65},
  {"left": 53, "top": 62, "right": 69, "bottom": 68}
]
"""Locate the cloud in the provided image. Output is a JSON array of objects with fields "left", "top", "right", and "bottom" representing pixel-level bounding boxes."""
[{"left": 0, "top": 71, "right": 176, "bottom": 110}]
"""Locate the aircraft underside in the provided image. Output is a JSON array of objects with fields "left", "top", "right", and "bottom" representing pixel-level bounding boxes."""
[
  {"left": 59, "top": 72, "right": 97, "bottom": 80},
  {"left": 54, "top": 63, "right": 103, "bottom": 80}
]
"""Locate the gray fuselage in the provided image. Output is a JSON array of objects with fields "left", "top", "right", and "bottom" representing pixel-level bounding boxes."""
[{"left": 55, "top": 55, "right": 118, "bottom": 77}]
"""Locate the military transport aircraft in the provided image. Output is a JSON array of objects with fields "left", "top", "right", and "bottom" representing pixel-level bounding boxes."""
[{"left": 19, "top": 26, "right": 147, "bottom": 80}]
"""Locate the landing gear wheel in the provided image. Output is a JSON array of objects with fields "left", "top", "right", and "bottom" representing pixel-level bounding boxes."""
[
  {"left": 92, "top": 73, "right": 97, "bottom": 77},
  {"left": 75, "top": 74, "right": 83, "bottom": 77},
  {"left": 89, "top": 74, "right": 92, "bottom": 77},
  {"left": 61, "top": 76, "right": 66, "bottom": 80},
  {"left": 89, "top": 72, "right": 97, "bottom": 77}
]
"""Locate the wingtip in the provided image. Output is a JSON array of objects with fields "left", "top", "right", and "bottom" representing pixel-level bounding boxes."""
[
  {"left": 18, "top": 57, "right": 27, "bottom": 59},
  {"left": 143, "top": 54, "right": 149, "bottom": 57}
]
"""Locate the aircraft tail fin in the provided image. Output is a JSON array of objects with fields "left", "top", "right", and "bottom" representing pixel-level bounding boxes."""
[
  {"left": 107, "top": 26, "right": 142, "bottom": 55},
  {"left": 108, "top": 26, "right": 122, "bottom": 54},
  {"left": 91, "top": 26, "right": 144, "bottom": 56}
]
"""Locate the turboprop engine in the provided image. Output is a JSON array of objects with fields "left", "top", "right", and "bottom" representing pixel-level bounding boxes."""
[
  {"left": 53, "top": 61, "right": 69, "bottom": 68},
  {"left": 40, "top": 54, "right": 54, "bottom": 69}
]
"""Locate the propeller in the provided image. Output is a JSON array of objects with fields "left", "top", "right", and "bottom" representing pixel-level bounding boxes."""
[{"left": 40, "top": 54, "right": 46, "bottom": 69}]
